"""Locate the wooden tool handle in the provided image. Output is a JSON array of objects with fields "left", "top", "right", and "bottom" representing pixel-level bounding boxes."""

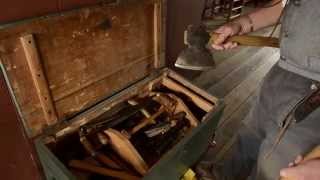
[
  {"left": 301, "top": 146, "right": 320, "bottom": 162},
  {"left": 80, "top": 136, "right": 121, "bottom": 169},
  {"left": 96, "top": 153, "right": 121, "bottom": 170},
  {"left": 210, "top": 33, "right": 280, "bottom": 48},
  {"left": 130, "top": 106, "right": 165, "bottom": 134},
  {"left": 69, "top": 160, "right": 140, "bottom": 180},
  {"left": 280, "top": 146, "right": 320, "bottom": 180},
  {"left": 104, "top": 129, "right": 149, "bottom": 175}
]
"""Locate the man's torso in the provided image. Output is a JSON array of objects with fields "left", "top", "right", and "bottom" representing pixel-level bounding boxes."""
[{"left": 279, "top": 0, "right": 320, "bottom": 81}]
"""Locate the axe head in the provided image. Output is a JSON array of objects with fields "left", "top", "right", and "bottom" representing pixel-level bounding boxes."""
[
  {"left": 175, "top": 46, "right": 215, "bottom": 71},
  {"left": 174, "top": 25, "right": 215, "bottom": 71}
]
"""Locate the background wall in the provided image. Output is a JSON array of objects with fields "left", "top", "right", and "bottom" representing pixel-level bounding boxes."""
[
  {"left": 166, "top": 0, "right": 206, "bottom": 67},
  {"left": 0, "top": 0, "right": 104, "bottom": 24}
]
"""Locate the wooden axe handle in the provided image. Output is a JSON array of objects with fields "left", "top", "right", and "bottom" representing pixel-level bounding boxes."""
[
  {"left": 280, "top": 145, "right": 320, "bottom": 180},
  {"left": 210, "top": 33, "right": 280, "bottom": 48}
]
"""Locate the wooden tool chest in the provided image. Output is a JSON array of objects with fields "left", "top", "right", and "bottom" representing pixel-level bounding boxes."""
[{"left": 0, "top": 0, "right": 224, "bottom": 179}]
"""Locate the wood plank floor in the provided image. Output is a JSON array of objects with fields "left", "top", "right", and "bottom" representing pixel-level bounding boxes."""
[{"left": 190, "top": 26, "right": 280, "bottom": 162}]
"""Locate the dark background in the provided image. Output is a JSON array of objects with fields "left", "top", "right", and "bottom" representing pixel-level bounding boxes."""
[{"left": 1, "top": 0, "right": 103, "bottom": 23}]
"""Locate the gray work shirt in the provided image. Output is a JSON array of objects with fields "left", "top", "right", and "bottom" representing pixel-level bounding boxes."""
[{"left": 279, "top": 0, "right": 320, "bottom": 81}]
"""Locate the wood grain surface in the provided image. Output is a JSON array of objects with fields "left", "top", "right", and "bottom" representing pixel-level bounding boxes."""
[
  {"left": 20, "top": 34, "right": 58, "bottom": 126},
  {"left": 0, "top": 0, "right": 165, "bottom": 136}
]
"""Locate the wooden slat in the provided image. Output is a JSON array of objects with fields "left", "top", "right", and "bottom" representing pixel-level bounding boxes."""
[
  {"left": 53, "top": 54, "right": 154, "bottom": 102},
  {"left": 193, "top": 47, "right": 260, "bottom": 89},
  {"left": 20, "top": 34, "right": 58, "bottom": 125},
  {"left": 214, "top": 131, "right": 239, "bottom": 162},
  {"left": 168, "top": 70, "right": 219, "bottom": 104},
  {"left": 208, "top": 47, "right": 278, "bottom": 98},
  {"left": 153, "top": 1, "right": 161, "bottom": 68},
  {"left": 218, "top": 51, "right": 279, "bottom": 128},
  {"left": 219, "top": 92, "right": 258, "bottom": 138},
  {"left": 213, "top": 91, "right": 258, "bottom": 162},
  {"left": 162, "top": 77, "right": 214, "bottom": 112},
  {"left": 55, "top": 58, "right": 153, "bottom": 118},
  {"left": 212, "top": 51, "right": 280, "bottom": 162}
]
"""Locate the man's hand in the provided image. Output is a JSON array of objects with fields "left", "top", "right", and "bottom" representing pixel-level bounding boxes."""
[
  {"left": 211, "top": 23, "right": 241, "bottom": 51},
  {"left": 280, "top": 156, "right": 320, "bottom": 180},
  {"left": 211, "top": 0, "right": 283, "bottom": 51}
]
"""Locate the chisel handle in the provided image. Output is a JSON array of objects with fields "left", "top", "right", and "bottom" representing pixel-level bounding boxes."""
[
  {"left": 210, "top": 33, "right": 280, "bottom": 48},
  {"left": 280, "top": 145, "right": 320, "bottom": 180}
]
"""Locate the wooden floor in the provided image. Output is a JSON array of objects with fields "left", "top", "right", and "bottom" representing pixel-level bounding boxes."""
[{"left": 189, "top": 26, "right": 280, "bottom": 162}]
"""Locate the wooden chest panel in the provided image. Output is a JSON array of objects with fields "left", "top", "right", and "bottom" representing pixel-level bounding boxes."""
[{"left": 0, "top": 0, "right": 164, "bottom": 136}]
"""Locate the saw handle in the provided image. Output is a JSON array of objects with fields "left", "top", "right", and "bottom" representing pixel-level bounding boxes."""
[
  {"left": 210, "top": 33, "right": 280, "bottom": 48},
  {"left": 280, "top": 145, "right": 320, "bottom": 180}
]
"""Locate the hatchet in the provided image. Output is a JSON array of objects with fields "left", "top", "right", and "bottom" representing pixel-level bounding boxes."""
[{"left": 175, "top": 25, "right": 279, "bottom": 71}]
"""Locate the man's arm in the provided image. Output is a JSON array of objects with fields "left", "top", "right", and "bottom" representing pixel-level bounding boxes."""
[
  {"left": 212, "top": 0, "right": 283, "bottom": 50},
  {"left": 248, "top": 0, "right": 283, "bottom": 32}
]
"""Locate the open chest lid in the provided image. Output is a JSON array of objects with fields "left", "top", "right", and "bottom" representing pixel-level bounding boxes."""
[{"left": 0, "top": 0, "right": 166, "bottom": 137}]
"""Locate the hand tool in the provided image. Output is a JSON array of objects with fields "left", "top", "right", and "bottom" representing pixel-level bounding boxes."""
[
  {"left": 104, "top": 128, "right": 149, "bottom": 175},
  {"left": 97, "top": 132, "right": 109, "bottom": 145},
  {"left": 144, "top": 112, "right": 186, "bottom": 138},
  {"left": 161, "top": 77, "right": 214, "bottom": 112},
  {"left": 156, "top": 118, "right": 189, "bottom": 155},
  {"left": 144, "top": 121, "right": 174, "bottom": 138},
  {"left": 280, "top": 145, "right": 320, "bottom": 180},
  {"left": 96, "top": 132, "right": 136, "bottom": 174},
  {"left": 167, "top": 93, "right": 199, "bottom": 127},
  {"left": 81, "top": 100, "right": 152, "bottom": 135},
  {"left": 127, "top": 98, "right": 163, "bottom": 135},
  {"left": 69, "top": 160, "right": 140, "bottom": 180},
  {"left": 79, "top": 131, "right": 121, "bottom": 169},
  {"left": 175, "top": 25, "right": 280, "bottom": 71},
  {"left": 129, "top": 105, "right": 166, "bottom": 135},
  {"left": 151, "top": 92, "right": 199, "bottom": 127},
  {"left": 151, "top": 93, "right": 177, "bottom": 114},
  {"left": 128, "top": 99, "right": 152, "bottom": 118}
]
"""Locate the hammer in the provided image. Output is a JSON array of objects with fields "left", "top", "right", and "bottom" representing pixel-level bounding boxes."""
[{"left": 175, "top": 25, "right": 279, "bottom": 71}]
